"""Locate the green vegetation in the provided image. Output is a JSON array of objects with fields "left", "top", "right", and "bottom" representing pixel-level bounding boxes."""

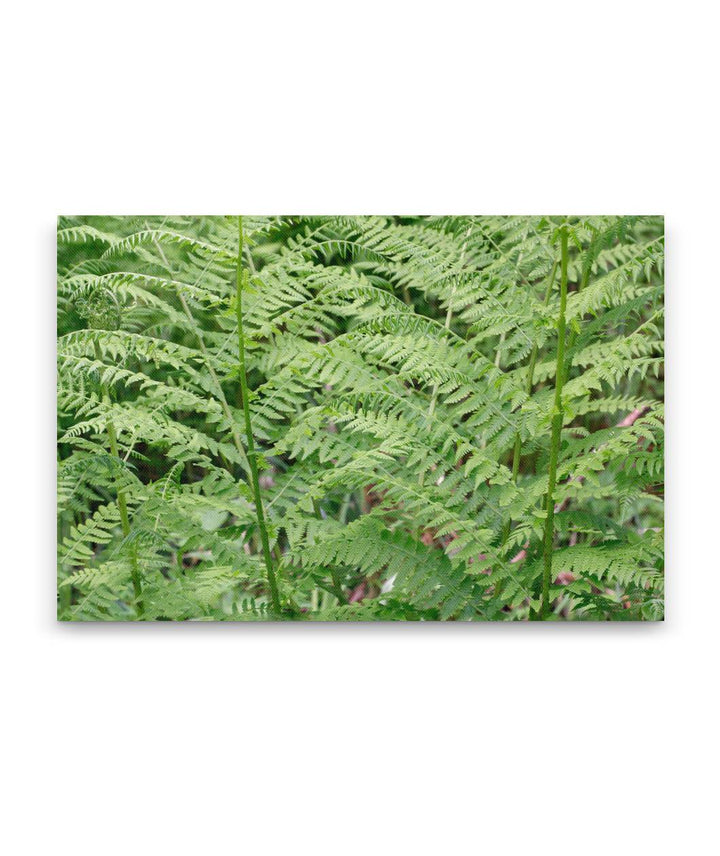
[{"left": 57, "top": 215, "right": 664, "bottom": 620}]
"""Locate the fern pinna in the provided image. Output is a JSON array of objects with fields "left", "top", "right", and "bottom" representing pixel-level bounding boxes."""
[{"left": 57, "top": 215, "right": 664, "bottom": 621}]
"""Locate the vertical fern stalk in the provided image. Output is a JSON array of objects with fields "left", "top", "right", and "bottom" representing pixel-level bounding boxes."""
[
  {"left": 539, "top": 227, "right": 569, "bottom": 619},
  {"left": 500, "top": 258, "right": 558, "bottom": 548},
  {"left": 93, "top": 340, "right": 143, "bottom": 614},
  {"left": 236, "top": 217, "right": 281, "bottom": 615},
  {"left": 146, "top": 224, "right": 251, "bottom": 476},
  {"left": 426, "top": 224, "right": 472, "bottom": 421},
  {"left": 312, "top": 498, "right": 347, "bottom": 604}
]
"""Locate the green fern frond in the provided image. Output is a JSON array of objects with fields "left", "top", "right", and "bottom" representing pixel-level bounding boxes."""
[{"left": 58, "top": 215, "right": 664, "bottom": 621}]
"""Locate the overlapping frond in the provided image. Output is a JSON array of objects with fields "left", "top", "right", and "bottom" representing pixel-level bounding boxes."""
[{"left": 58, "top": 215, "right": 664, "bottom": 621}]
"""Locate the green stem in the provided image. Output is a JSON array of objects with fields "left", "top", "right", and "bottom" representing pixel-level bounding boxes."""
[
  {"left": 494, "top": 260, "right": 557, "bottom": 607},
  {"left": 312, "top": 498, "right": 347, "bottom": 605},
  {"left": 421, "top": 224, "right": 472, "bottom": 496},
  {"left": 93, "top": 340, "right": 143, "bottom": 614},
  {"left": 146, "top": 224, "right": 251, "bottom": 477},
  {"left": 539, "top": 228, "right": 570, "bottom": 619},
  {"left": 565, "top": 260, "right": 590, "bottom": 355},
  {"left": 499, "top": 259, "right": 558, "bottom": 549},
  {"left": 426, "top": 225, "right": 472, "bottom": 418},
  {"left": 236, "top": 217, "right": 281, "bottom": 615}
]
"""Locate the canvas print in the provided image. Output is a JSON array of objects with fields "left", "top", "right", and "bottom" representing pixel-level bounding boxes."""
[{"left": 57, "top": 216, "right": 664, "bottom": 621}]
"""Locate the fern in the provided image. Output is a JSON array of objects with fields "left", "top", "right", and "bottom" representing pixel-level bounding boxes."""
[{"left": 57, "top": 214, "right": 664, "bottom": 621}]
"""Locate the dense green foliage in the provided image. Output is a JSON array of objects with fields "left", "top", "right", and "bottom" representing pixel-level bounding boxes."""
[{"left": 57, "top": 215, "right": 664, "bottom": 620}]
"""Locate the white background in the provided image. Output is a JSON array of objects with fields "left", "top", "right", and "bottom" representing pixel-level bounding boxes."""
[{"left": 1, "top": 2, "right": 717, "bottom": 854}]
